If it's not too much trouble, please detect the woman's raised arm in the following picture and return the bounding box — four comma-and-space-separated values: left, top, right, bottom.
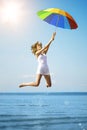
36, 32, 56, 56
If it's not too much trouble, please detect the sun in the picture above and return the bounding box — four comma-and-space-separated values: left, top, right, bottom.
1, 1, 21, 24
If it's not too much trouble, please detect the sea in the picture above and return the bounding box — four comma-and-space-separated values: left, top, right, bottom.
0, 92, 87, 130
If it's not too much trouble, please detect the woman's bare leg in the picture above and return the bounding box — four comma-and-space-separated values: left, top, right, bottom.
19, 74, 42, 88
44, 75, 52, 87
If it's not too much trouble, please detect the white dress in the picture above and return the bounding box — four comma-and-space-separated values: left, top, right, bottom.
36, 54, 50, 75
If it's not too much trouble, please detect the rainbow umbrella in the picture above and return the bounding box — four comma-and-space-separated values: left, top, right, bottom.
37, 8, 78, 30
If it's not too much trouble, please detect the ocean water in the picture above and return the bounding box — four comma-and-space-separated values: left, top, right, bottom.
0, 92, 87, 130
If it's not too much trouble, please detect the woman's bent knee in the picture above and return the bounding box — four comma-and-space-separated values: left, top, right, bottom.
35, 82, 40, 87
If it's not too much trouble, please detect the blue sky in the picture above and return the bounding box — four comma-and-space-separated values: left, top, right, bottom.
0, 0, 87, 92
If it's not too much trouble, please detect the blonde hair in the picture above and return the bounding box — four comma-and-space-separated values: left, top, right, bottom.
31, 41, 42, 55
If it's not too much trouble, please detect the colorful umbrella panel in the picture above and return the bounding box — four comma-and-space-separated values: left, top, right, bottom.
37, 8, 78, 29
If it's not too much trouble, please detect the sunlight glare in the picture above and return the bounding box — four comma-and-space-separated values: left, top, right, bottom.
1, 1, 21, 24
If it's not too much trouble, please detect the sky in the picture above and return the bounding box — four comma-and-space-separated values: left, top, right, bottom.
0, 0, 87, 92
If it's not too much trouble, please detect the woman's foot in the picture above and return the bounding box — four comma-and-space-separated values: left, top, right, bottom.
19, 83, 25, 88
46, 84, 51, 88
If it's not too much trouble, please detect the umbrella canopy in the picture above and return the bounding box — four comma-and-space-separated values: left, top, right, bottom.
37, 8, 78, 29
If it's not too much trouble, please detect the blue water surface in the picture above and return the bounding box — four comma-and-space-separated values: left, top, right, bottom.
0, 92, 87, 130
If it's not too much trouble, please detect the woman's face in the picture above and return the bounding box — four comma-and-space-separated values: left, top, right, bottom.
36, 43, 42, 51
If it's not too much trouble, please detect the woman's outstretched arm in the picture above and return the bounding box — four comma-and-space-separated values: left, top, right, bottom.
36, 32, 56, 56
44, 32, 56, 53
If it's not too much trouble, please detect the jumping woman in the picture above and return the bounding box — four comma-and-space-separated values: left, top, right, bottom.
19, 32, 56, 88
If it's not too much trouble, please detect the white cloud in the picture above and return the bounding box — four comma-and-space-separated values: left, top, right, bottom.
22, 74, 35, 78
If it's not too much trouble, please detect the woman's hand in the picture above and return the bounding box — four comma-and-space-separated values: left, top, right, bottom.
51, 32, 56, 41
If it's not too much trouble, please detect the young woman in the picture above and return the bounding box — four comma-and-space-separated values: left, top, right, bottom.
19, 32, 56, 88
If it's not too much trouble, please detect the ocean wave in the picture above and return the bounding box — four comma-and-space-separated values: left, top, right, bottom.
0, 115, 87, 123
0, 117, 87, 130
